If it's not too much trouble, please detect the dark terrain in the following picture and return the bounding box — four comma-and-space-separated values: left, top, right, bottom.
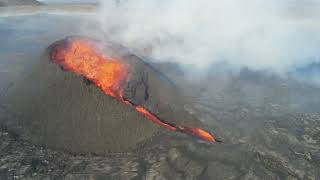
0, 0, 42, 6
1, 67, 319, 179
0, 12, 319, 180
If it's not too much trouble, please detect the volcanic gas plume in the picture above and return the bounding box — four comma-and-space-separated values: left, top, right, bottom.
50, 38, 220, 143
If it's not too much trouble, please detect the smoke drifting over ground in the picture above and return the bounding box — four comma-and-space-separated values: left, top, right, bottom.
97, 0, 320, 73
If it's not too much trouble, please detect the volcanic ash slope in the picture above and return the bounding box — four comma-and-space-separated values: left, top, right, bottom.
0, 37, 200, 154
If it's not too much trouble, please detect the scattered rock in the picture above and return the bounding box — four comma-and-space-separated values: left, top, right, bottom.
145, 160, 182, 180
167, 148, 181, 165
167, 149, 189, 171
64, 174, 95, 180
16, 165, 31, 176
184, 160, 205, 178
206, 162, 242, 180
304, 152, 312, 161
242, 170, 260, 180
302, 135, 317, 144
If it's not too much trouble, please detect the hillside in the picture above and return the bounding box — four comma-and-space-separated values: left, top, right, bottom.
0, 0, 42, 6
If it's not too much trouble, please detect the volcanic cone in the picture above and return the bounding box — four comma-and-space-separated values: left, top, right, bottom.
0, 36, 205, 154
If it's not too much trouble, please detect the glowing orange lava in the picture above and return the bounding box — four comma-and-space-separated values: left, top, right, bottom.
51, 39, 128, 100
135, 106, 177, 131
51, 38, 220, 143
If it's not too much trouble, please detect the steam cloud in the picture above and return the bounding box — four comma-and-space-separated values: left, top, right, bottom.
96, 0, 320, 73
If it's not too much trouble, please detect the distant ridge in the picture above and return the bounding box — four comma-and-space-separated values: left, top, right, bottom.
0, 0, 42, 6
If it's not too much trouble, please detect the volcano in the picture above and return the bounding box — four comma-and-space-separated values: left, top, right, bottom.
0, 36, 216, 154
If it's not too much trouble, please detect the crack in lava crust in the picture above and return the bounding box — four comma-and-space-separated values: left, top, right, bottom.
50, 38, 220, 143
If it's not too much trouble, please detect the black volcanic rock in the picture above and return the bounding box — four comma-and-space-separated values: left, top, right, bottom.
0, 0, 42, 6
0, 37, 200, 154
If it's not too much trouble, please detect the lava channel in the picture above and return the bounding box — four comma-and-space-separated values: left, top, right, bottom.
50, 38, 221, 143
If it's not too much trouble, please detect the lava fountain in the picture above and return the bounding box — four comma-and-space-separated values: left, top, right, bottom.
50, 38, 220, 143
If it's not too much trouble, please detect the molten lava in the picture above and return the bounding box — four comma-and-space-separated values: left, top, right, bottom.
51, 39, 128, 100
51, 38, 220, 143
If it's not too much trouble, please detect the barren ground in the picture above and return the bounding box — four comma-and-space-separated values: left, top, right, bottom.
0, 10, 319, 180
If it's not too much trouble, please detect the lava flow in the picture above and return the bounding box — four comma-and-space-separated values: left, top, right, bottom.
50, 38, 220, 143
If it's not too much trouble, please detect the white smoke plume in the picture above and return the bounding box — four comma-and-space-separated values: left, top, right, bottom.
96, 0, 320, 73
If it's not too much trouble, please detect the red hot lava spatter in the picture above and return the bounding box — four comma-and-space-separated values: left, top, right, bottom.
51, 38, 221, 143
